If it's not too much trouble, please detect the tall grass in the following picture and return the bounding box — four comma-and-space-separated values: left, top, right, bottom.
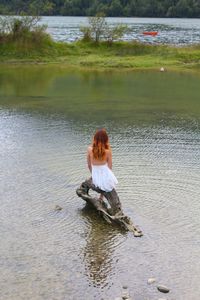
0, 16, 59, 59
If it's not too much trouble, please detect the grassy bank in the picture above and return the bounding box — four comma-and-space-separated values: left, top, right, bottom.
1, 35, 200, 71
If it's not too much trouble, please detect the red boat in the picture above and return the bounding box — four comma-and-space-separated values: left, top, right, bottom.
143, 31, 158, 36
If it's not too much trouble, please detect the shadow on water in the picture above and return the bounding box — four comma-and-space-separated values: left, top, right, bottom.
80, 204, 125, 288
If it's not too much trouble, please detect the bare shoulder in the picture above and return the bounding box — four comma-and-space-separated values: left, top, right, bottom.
87, 145, 92, 153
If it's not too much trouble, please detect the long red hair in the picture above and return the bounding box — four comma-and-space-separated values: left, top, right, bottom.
92, 129, 110, 161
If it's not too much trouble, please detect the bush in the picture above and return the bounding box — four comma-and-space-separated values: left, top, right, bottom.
80, 14, 130, 44
104, 24, 131, 44
80, 26, 92, 42
0, 15, 49, 43
80, 13, 107, 43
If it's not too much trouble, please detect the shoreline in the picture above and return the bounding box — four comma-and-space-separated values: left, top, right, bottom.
1, 40, 200, 73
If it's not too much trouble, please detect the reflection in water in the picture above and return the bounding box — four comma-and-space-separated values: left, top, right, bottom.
0, 65, 200, 126
80, 205, 123, 288
0, 65, 56, 97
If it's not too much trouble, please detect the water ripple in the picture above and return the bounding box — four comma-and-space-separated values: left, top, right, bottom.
1, 76, 200, 299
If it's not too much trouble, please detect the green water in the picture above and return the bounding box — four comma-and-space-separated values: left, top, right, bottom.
0, 65, 200, 300
1, 65, 200, 125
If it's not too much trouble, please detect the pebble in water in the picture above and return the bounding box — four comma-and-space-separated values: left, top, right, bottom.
157, 285, 170, 293
122, 285, 128, 289
122, 286, 131, 300
122, 295, 131, 300
54, 205, 63, 211
147, 277, 156, 284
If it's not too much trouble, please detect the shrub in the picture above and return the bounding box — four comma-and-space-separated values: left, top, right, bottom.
80, 26, 92, 42
0, 15, 49, 43
104, 24, 130, 44
80, 13, 107, 43
80, 14, 130, 44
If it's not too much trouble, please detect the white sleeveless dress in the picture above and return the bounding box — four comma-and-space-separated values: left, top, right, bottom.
91, 164, 118, 192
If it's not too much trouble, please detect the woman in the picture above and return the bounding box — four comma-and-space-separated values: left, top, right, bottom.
87, 129, 118, 200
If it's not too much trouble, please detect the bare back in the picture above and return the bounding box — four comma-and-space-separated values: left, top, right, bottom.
87, 145, 112, 172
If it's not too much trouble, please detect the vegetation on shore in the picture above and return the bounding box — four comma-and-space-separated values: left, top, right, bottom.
1, 39, 200, 71
0, 15, 200, 71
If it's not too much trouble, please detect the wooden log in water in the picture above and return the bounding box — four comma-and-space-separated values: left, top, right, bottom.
76, 178, 143, 237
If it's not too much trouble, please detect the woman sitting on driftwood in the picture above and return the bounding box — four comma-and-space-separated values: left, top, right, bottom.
87, 128, 118, 202
76, 128, 143, 236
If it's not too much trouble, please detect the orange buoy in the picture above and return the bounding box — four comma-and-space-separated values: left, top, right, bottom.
143, 31, 158, 36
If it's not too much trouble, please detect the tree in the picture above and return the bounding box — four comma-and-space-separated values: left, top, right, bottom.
166, 5, 177, 17
87, 13, 107, 43
80, 14, 130, 43
175, 0, 193, 17
109, 0, 123, 16
29, 0, 55, 15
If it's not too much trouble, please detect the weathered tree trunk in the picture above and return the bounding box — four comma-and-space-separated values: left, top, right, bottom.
76, 178, 143, 237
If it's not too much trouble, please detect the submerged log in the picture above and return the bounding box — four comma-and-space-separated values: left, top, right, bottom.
76, 178, 143, 237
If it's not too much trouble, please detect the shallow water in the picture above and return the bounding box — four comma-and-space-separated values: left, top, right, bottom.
40, 16, 200, 45
0, 66, 200, 300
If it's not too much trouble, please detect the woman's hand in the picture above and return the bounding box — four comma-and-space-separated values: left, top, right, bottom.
107, 149, 112, 170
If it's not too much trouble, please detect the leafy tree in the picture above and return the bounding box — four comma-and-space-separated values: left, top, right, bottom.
128, 0, 137, 16
80, 14, 130, 43
109, 0, 123, 16
175, 0, 193, 17
166, 5, 177, 17
29, 0, 55, 15
87, 13, 107, 42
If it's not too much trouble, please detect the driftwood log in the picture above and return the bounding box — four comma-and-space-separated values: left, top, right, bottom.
76, 178, 143, 237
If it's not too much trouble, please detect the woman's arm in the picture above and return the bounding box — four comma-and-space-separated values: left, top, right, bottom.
87, 147, 92, 173
107, 150, 112, 170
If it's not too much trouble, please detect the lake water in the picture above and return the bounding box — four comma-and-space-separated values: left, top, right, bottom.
40, 16, 200, 45
0, 66, 200, 300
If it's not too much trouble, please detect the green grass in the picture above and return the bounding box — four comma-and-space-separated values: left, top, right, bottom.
1, 35, 200, 71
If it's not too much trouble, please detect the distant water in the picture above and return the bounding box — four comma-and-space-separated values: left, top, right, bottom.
0, 66, 200, 300
40, 16, 200, 45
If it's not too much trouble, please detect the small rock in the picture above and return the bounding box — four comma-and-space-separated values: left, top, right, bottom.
147, 277, 156, 284
54, 205, 62, 211
122, 291, 130, 299
157, 285, 170, 293
122, 285, 128, 289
